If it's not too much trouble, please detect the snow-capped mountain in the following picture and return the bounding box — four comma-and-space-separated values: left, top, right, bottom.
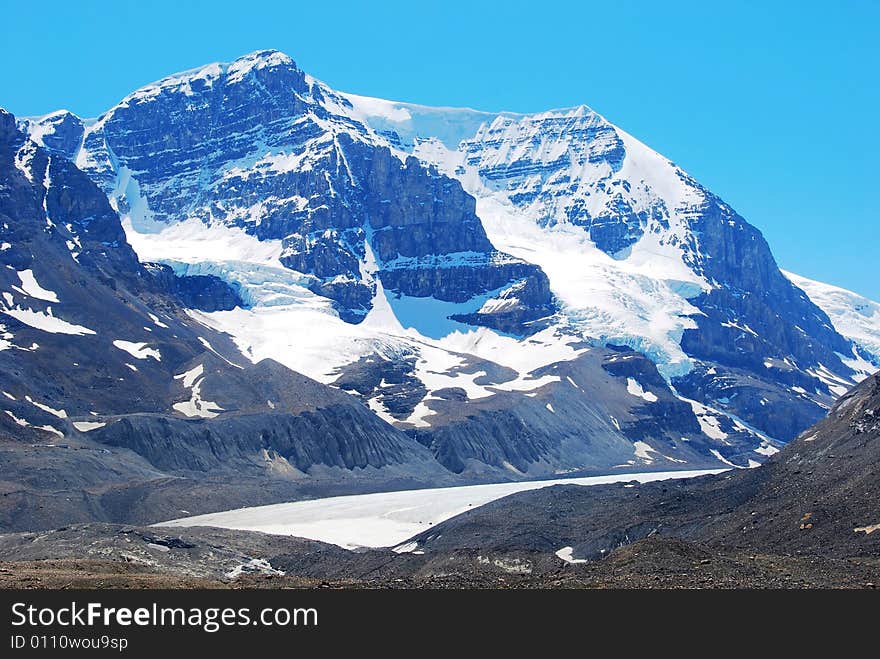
782, 271, 880, 366
11, 49, 879, 486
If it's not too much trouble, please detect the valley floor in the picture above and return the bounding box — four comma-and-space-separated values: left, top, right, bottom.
157, 468, 724, 549
1, 537, 878, 589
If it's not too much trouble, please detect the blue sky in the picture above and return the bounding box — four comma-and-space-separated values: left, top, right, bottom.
1, 0, 877, 298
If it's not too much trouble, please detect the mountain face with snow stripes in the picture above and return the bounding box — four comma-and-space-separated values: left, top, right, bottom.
22, 53, 554, 332
10, 49, 880, 485
0, 107, 456, 529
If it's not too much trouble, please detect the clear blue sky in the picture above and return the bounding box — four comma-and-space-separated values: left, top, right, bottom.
1, 0, 877, 298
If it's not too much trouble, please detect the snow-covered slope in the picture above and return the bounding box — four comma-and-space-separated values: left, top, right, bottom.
15, 49, 866, 476
783, 271, 880, 369
339, 89, 865, 435
342, 95, 852, 373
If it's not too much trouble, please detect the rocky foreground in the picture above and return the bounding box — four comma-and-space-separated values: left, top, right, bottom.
0, 526, 877, 589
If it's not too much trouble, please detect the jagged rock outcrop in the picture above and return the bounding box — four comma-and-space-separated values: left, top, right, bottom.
145, 262, 242, 312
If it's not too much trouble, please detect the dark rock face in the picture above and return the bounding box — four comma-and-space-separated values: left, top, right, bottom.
675, 362, 826, 442
145, 262, 242, 312
686, 197, 850, 367
333, 353, 427, 420
172, 274, 242, 312
450, 273, 556, 334
93, 404, 424, 474
373, 349, 773, 478
601, 350, 703, 442
671, 197, 851, 440
356, 149, 493, 259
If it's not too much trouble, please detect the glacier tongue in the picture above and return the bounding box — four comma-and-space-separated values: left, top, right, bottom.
471, 190, 702, 379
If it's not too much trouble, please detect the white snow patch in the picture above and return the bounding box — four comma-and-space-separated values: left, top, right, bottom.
392, 541, 419, 554
854, 523, 880, 535
25, 396, 67, 418
685, 398, 729, 441
148, 313, 169, 329
4, 410, 29, 427
807, 363, 853, 397
626, 378, 658, 402
17, 270, 59, 302
37, 425, 64, 438
123, 216, 283, 268
175, 364, 204, 389
113, 340, 161, 361
173, 363, 223, 418
709, 449, 741, 469
555, 546, 589, 564
633, 441, 658, 462
73, 421, 106, 432
224, 558, 285, 580
0, 322, 11, 351
366, 396, 398, 425
0, 306, 96, 335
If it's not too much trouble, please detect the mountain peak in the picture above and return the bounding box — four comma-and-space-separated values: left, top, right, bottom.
113, 49, 301, 111
226, 49, 298, 82
232, 48, 295, 66
0, 107, 16, 142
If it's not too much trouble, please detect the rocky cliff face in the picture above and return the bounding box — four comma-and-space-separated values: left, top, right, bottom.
671, 195, 857, 439
145, 262, 242, 312
459, 107, 635, 254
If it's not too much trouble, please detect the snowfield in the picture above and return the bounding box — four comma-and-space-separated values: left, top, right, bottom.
157, 468, 725, 549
